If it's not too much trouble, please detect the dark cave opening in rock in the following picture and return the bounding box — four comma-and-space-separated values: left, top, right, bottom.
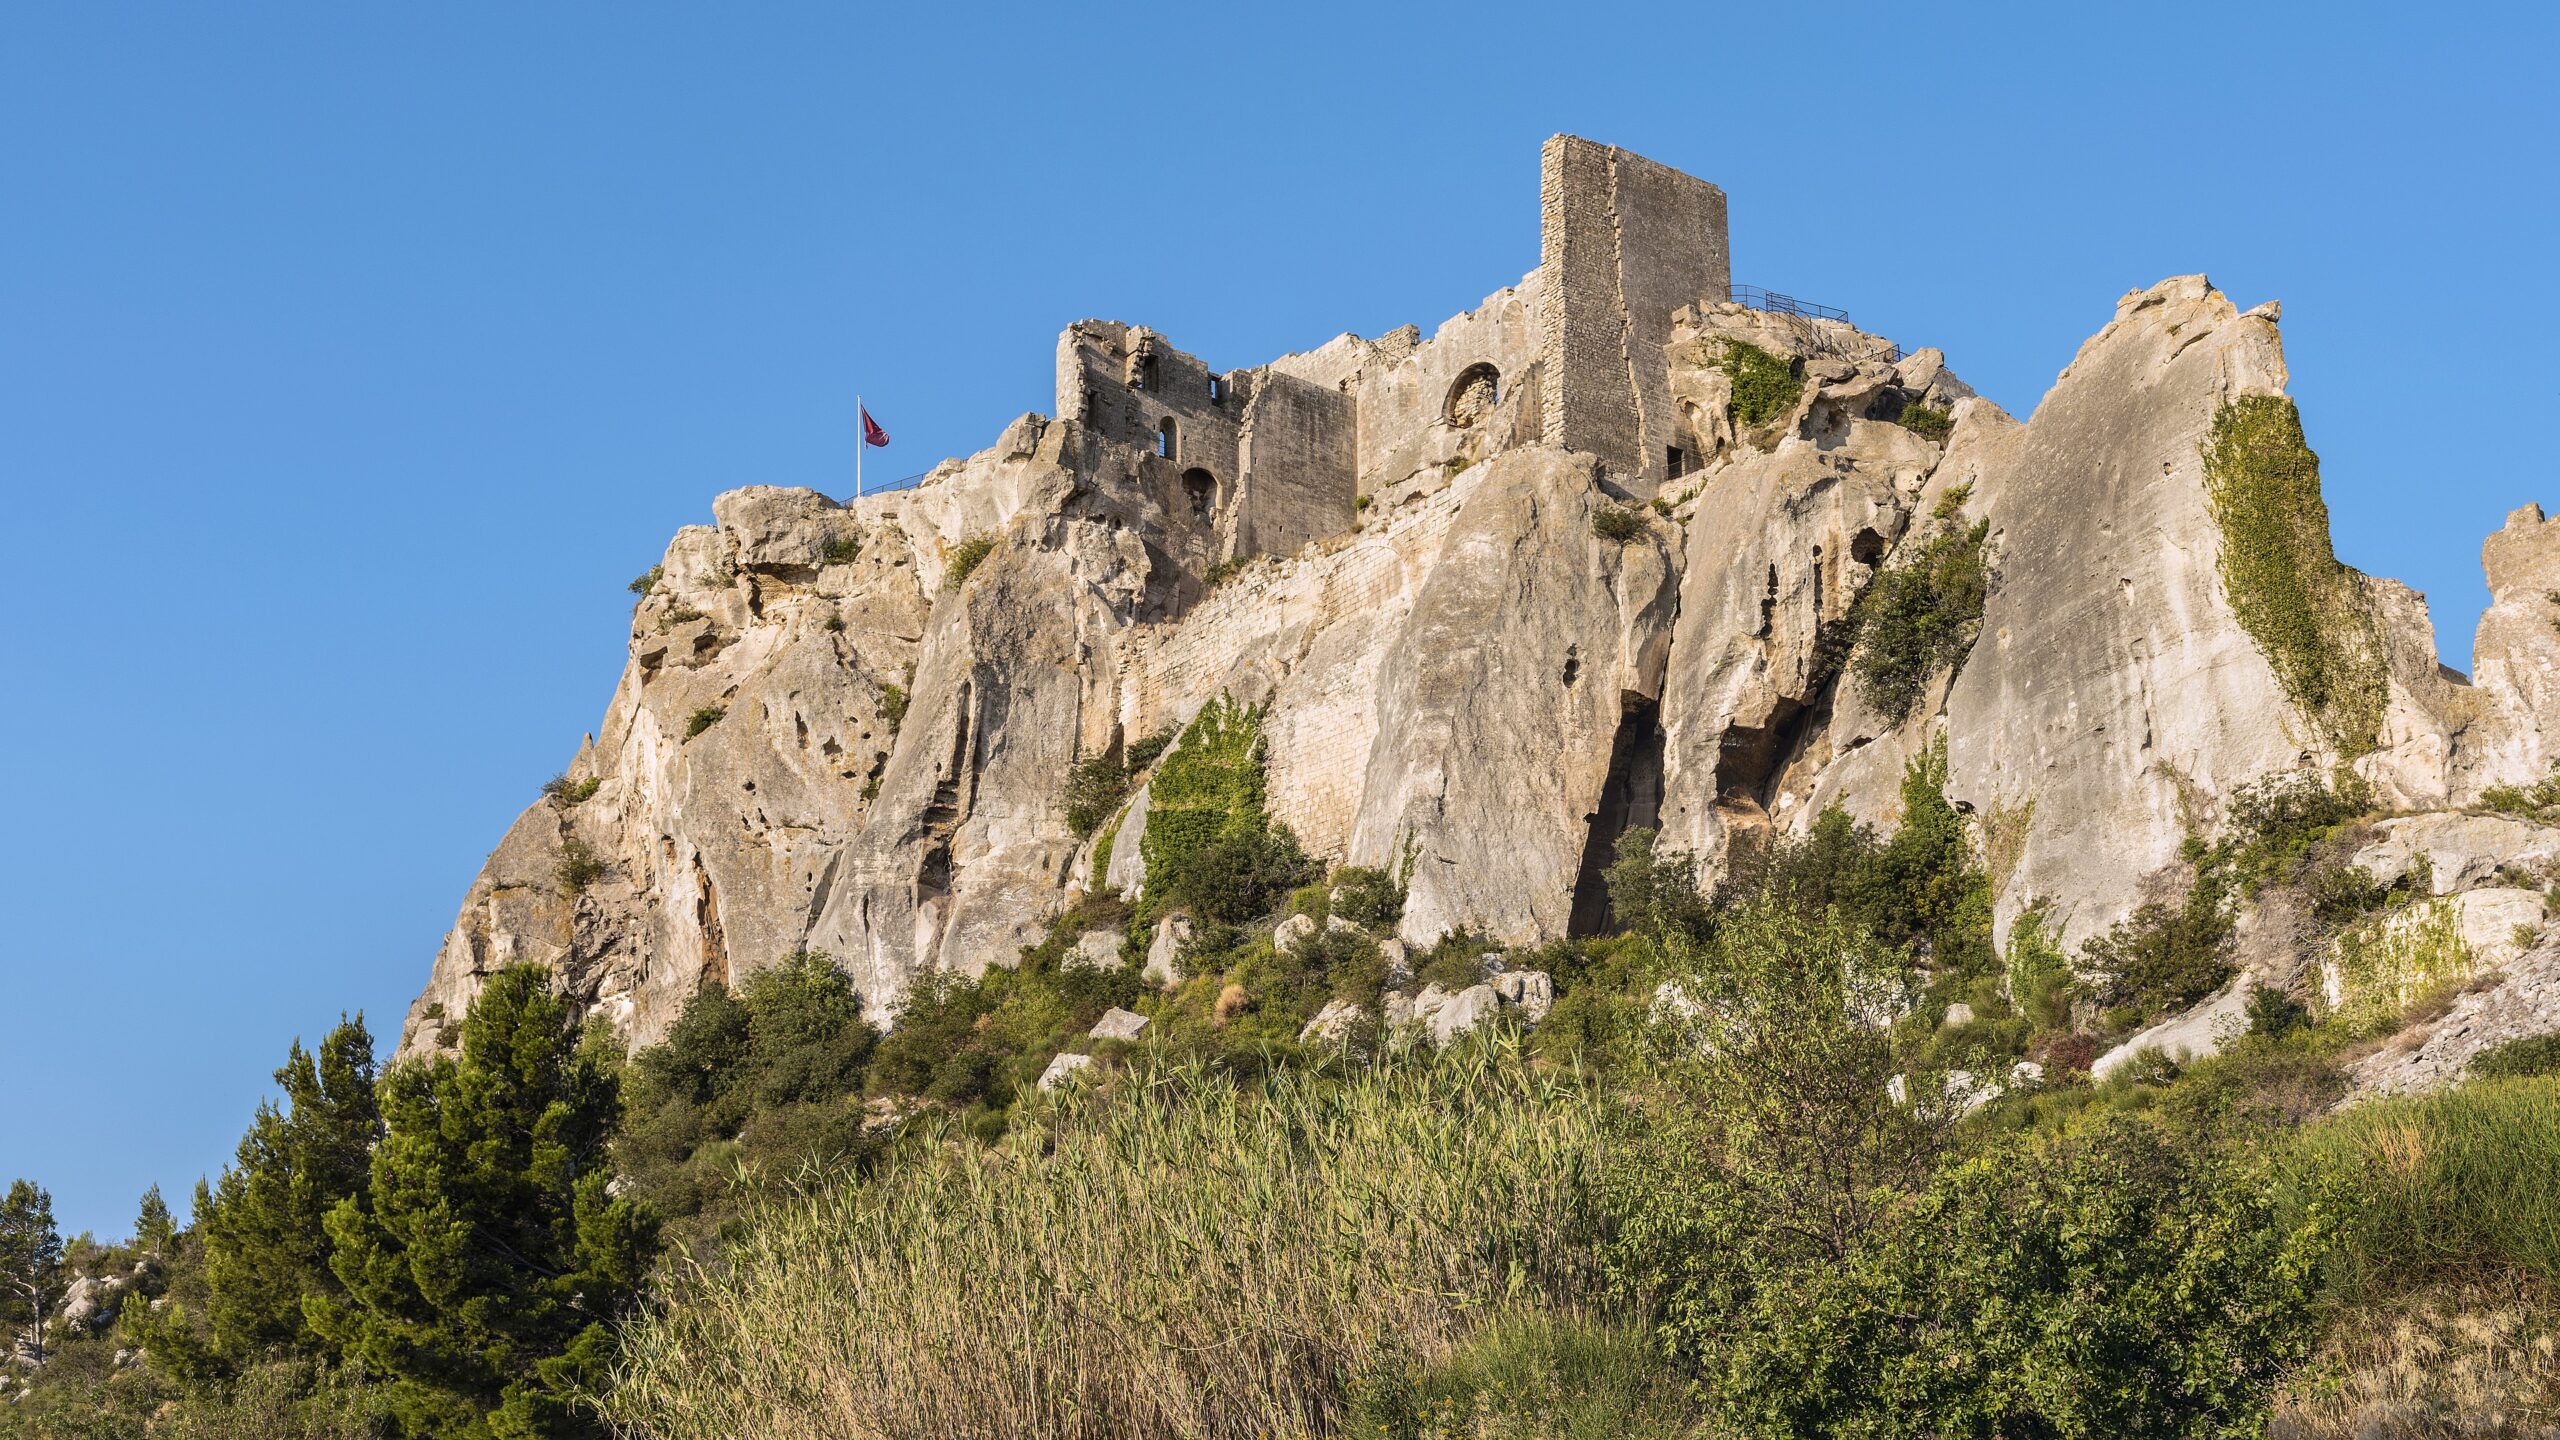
1567, 692, 1666, 937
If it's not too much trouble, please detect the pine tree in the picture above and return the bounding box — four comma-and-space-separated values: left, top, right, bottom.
314, 964, 656, 1440
195, 1014, 381, 1363
134, 1183, 177, 1256
0, 1179, 64, 1360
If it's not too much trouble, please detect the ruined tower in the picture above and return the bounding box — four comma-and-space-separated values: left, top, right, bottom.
1535, 135, 1733, 486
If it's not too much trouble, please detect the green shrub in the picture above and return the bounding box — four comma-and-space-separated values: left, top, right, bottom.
1417, 935, 1493, 992
1694, 1118, 2326, 1440
1601, 827, 1708, 943
820, 533, 861, 566
541, 773, 601, 805
2471, 1031, 2560, 1080
1590, 505, 1645, 544
1894, 396, 1954, 440
554, 838, 606, 896
684, 704, 726, 739
1330, 865, 1407, 931
2298, 1077, 2560, 1297
1061, 754, 1130, 839
2080, 884, 2233, 1021
1710, 339, 1802, 429
628, 564, 662, 597
1123, 726, 1176, 771
1849, 507, 1990, 724
2200, 396, 2386, 756
877, 682, 907, 732
2003, 907, 2073, 1031
618, 951, 882, 1258
942, 534, 994, 593
610, 1045, 1609, 1440
2480, 763, 2560, 822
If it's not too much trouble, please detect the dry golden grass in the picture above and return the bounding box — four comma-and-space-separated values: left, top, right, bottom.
607, 1040, 1607, 1440
2275, 1282, 2560, 1438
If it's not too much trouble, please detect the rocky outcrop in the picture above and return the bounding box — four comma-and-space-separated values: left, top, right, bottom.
403, 267, 2560, 1058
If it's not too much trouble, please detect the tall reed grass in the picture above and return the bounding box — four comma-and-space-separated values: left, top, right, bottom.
607, 1039, 1609, 1440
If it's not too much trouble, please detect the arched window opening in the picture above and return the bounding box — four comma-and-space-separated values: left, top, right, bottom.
1157, 417, 1178, 460
1207, 374, 1226, 404
1181, 468, 1218, 519
1133, 352, 1161, 392
1444, 363, 1501, 428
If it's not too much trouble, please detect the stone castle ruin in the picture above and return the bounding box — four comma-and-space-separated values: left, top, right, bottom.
404, 136, 2560, 1096
1054, 135, 1732, 568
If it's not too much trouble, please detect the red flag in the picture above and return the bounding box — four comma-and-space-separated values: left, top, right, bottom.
861, 406, 890, 448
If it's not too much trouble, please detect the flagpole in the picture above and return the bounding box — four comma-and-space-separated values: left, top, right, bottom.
856, 393, 864, 502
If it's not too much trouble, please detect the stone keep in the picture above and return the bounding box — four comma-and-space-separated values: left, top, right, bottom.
1537, 135, 1732, 487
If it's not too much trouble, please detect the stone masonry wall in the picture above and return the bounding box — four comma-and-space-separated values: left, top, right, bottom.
1536, 135, 1730, 490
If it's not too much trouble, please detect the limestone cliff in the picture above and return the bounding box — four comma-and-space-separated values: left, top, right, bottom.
400, 142, 2560, 1060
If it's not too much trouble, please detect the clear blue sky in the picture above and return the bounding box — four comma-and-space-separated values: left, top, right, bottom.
4, 2, 2552, 1236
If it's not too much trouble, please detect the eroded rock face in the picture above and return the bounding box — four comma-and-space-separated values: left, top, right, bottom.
403, 271, 2560, 1061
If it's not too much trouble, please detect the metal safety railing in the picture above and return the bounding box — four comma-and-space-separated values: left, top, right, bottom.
1731, 284, 1850, 324
1729, 284, 1905, 365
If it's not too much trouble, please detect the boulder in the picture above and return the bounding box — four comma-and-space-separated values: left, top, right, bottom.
1037, 1052, 1095, 1092
1274, 913, 1317, 951
2093, 978, 2253, 1081
1489, 970, 1554, 1023
1145, 914, 1191, 987
2350, 812, 2560, 895
1088, 1007, 1149, 1042
1941, 1001, 1976, 1029
1377, 939, 1413, 988
1298, 999, 1368, 1046
1068, 930, 1126, 971
1412, 982, 1502, 1046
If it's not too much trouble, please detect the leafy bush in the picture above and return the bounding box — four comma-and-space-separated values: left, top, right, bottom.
1849, 501, 1990, 724
819, 533, 861, 566
618, 951, 881, 1258
1591, 505, 1645, 544
2079, 884, 2233, 1021
628, 565, 662, 597
2200, 396, 2386, 756
609, 1045, 1608, 1440
1698, 1118, 2326, 1440
942, 534, 994, 593
877, 682, 907, 732
1061, 754, 1131, 839
1601, 827, 1708, 943
542, 773, 601, 804
1123, 726, 1176, 771
684, 705, 725, 739
554, 838, 606, 896
1329, 865, 1407, 931
1711, 339, 1803, 429
1894, 396, 1954, 440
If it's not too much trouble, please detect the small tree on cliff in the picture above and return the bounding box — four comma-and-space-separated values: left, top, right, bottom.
314, 965, 656, 1440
